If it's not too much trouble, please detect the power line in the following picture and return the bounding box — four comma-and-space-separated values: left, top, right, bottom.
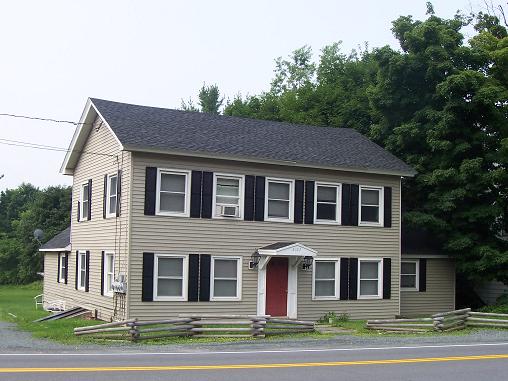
0, 138, 116, 158
0, 113, 88, 126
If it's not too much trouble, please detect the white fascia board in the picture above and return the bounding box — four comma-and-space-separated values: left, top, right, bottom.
38, 245, 71, 253
258, 243, 317, 257
401, 253, 450, 259
59, 98, 124, 175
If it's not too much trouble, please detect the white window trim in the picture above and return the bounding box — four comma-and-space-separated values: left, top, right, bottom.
314, 182, 342, 225
401, 259, 420, 292
103, 251, 115, 297
264, 177, 295, 223
105, 174, 118, 218
210, 256, 242, 301
153, 254, 188, 301
358, 185, 384, 227
58, 253, 66, 283
155, 168, 191, 217
79, 182, 89, 222
77, 250, 87, 291
212, 173, 245, 220
312, 258, 340, 300
357, 258, 383, 299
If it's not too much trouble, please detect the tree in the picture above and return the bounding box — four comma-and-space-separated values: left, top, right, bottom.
181, 83, 224, 114
0, 184, 71, 284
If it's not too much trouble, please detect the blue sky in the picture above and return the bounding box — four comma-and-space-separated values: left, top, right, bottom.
0, 0, 481, 191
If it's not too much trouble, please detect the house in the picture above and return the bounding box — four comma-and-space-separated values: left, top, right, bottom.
40, 98, 455, 322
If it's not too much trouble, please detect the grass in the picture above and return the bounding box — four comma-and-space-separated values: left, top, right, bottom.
0, 283, 331, 345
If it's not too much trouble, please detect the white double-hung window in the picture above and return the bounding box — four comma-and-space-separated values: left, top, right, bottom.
156, 169, 191, 217
401, 260, 419, 291
312, 259, 340, 299
58, 254, 66, 283
103, 252, 115, 297
106, 174, 118, 218
211, 256, 242, 300
154, 254, 188, 301
265, 178, 294, 222
358, 259, 382, 299
314, 183, 341, 224
77, 251, 87, 291
80, 183, 90, 221
213, 174, 244, 219
359, 186, 383, 226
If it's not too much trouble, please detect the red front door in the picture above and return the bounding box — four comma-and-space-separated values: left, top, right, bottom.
266, 257, 288, 316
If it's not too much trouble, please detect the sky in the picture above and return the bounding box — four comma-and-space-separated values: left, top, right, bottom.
0, 0, 480, 192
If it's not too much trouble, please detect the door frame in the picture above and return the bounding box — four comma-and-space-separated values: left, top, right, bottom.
257, 256, 298, 318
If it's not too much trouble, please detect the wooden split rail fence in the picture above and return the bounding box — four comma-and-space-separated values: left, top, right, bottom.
74, 315, 315, 341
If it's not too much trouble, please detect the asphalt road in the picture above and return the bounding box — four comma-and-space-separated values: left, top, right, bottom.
1, 342, 507, 381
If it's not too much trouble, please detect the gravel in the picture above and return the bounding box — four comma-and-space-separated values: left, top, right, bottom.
1, 321, 508, 354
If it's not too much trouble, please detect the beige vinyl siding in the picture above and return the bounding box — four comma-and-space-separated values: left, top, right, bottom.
400, 258, 455, 317
129, 152, 401, 321
42, 252, 68, 307
59, 116, 131, 321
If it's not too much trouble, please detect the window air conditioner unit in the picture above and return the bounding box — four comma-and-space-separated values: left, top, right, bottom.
220, 205, 239, 217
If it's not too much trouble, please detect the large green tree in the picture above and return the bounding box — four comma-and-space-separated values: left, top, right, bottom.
224, 7, 508, 282
0, 185, 71, 284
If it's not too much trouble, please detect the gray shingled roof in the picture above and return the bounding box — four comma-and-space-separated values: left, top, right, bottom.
39, 227, 70, 251
91, 98, 416, 176
259, 242, 298, 251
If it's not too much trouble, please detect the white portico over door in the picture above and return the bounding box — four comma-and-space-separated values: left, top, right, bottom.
255, 242, 317, 318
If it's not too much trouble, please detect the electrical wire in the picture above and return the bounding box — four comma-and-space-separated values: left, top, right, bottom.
0, 138, 116, 157
0, 113, 88, 126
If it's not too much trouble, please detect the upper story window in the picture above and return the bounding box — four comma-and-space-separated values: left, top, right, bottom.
80, 183, 90, 221
313, 259, 340, 299
103, 252, 115, 297
154, 254, 188, 301
213, 174, 244, 219
401, 260, 419, 291
314, 182, 341, 224
210, 256, 242, 300
359, 186, 383, 226
265, 178, 294, 222
358, 258, 382, 299
106, 174, 118, 218
156, 169, 191, 217
58, 254, 67, 283
77, 251, 87, 291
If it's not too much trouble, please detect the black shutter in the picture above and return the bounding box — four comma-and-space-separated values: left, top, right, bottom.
100, 251, 105, 296
190, 171, 203, 218
57, 253, 61, 283
201, 171, 213, 219
87, 180, 92, 221
341, 184, 351, 225
350, 184, 359, 226
77, 201, 80, 222
142, 253, 154, 301
85, 250, 90, 292
419, 259, 427, 292
116, 170, 122, 217
64, 254, 68, 284
254, 176, 265, 221
340, 258, 350, 300
244, 175, 255, 221
199, 254, 211, 301
348, 258, 358, 300
188, 254, 200, 301
384, 187, 392, 228
103, 174, 107, 219
383, 258, 391, 299
304, 181, 315, 224
294, 180, 304, 224
75, 251, 79, 290
144, 167, 157, 215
